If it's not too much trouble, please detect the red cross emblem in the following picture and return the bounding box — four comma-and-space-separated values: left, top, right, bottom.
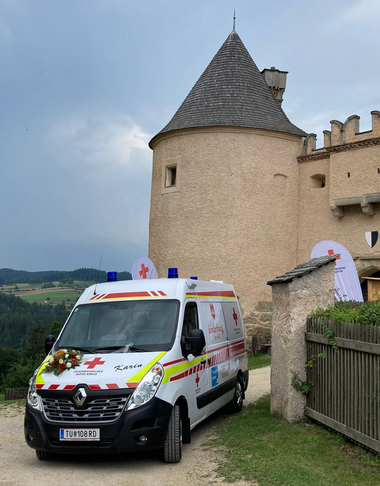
232, 308, 238, 326
139, 264, 149, 279
209, 304, 216, 320
84, 357, 105, 369
328, 249, 341, 266
195, 373, 200, 387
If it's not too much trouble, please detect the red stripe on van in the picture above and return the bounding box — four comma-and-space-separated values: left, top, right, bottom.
48, 384, 60, 390
102, 292, 151, 300
126, 382, 139, 388
163, 358, 187, 367
63, 385, 75, 390
36, 384, 44, 389
106, 383, 119, 389
88, 385, 101, 390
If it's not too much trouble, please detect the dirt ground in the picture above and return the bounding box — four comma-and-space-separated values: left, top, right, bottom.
0, 367, 270, 486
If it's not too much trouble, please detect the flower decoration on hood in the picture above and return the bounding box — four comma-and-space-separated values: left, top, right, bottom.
43, 349, 83, 376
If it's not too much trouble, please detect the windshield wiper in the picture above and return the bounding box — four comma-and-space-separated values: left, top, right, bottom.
95, 345, 148, 353
58, 345, 95, 354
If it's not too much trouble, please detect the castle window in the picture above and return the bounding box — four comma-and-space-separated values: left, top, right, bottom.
347, 172, 351, 178
161, 158, 181, 194
310, 174, 326, 188
165, 165, 177, 188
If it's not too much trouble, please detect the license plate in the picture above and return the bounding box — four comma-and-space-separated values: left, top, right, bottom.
59, 428, 100, 441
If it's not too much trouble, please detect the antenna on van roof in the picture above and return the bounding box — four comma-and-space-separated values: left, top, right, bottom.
94, 253, 103, 295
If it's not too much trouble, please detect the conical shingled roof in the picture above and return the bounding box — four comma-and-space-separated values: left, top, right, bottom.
150, 30, 305, 147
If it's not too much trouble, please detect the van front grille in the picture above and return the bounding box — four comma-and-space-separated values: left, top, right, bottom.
42, 395, 129, 423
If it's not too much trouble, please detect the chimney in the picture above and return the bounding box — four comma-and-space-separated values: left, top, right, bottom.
261, 66, 288, 106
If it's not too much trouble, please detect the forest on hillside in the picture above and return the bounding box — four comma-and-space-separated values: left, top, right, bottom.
0, 267, 132, 285
0, 293, 69, 391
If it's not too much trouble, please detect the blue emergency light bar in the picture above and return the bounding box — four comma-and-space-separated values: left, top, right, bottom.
168, 267, 178, 278
190, 276, 198, 280
107, 271, 118, 282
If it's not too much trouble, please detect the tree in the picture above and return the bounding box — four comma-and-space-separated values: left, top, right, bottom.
26, 323, 46, 359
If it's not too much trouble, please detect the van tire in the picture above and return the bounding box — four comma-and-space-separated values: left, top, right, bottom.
36, 450, 53, 460
163, 404, 182, 463
226, 377, 244, 414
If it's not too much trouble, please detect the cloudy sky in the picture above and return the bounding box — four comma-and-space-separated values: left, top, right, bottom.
1, 0, 379, 273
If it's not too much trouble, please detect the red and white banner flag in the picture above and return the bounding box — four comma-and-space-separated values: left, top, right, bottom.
311, 240, 363, 302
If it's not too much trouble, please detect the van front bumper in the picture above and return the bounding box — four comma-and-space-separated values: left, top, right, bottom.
24, 397, 172, 455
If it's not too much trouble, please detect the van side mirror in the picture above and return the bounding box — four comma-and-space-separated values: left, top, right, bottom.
181, 329, 206, 357
45, 335, 56, 355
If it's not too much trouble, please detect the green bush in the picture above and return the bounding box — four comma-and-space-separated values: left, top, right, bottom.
311, 300, 380, 325
1, 355, 44, 391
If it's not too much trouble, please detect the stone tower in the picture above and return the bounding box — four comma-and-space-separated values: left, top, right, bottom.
148, 29, 306, 346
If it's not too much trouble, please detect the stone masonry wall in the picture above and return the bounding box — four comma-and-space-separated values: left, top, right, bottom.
243, 301, 272, 352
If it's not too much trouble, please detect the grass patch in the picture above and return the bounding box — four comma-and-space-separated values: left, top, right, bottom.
248, 352, 271, 370
213, 395, 380, 485
0, 394, 25, 406
20, 290, 80, 303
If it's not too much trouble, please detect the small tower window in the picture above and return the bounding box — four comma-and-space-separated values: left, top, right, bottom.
310, 174, 326, 189
161, 158, 181, 194
165, 165, 177, 188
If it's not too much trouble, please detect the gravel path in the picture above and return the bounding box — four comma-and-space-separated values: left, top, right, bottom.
0, 366, 270, 486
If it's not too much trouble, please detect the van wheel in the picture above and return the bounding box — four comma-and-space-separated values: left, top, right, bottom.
226, 378, 244, 414
36, 450, 53, 460
163, 405, 182, 463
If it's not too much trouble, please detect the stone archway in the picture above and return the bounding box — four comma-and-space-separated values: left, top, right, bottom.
356, 262, 380, 301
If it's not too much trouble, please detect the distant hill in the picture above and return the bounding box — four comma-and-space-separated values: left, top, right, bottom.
0, 268, 132, 285
0, 292, 68, 349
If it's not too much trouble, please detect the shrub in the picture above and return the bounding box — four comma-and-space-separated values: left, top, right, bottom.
1, 355, 44, 391
311, 300, 380, 325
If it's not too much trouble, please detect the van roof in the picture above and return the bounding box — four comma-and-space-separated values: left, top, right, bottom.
77, 278, 236, 306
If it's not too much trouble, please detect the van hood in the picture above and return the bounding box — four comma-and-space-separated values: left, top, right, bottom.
35, 351, 167, 391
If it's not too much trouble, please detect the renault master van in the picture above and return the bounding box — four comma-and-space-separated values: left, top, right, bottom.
25, 275, 248, 463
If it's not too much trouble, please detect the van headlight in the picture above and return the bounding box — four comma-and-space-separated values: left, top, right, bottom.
27, 375, 42, 411
127, 363, 164, 410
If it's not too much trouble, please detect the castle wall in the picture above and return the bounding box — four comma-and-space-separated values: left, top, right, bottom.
297, 112, 380, 273
149, 127, 303, 349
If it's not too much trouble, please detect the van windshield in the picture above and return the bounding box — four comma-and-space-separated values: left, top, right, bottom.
57, 300, 179, 353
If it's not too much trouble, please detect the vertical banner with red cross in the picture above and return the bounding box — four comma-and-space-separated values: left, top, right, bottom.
311, 240, 363, 302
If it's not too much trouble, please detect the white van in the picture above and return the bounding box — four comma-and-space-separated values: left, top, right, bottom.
25, 274, 248, 463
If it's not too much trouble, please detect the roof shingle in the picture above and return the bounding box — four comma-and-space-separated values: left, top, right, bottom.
150, 30, 306, 147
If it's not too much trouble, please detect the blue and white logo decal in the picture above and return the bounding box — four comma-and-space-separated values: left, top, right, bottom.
211, 366, 219, 387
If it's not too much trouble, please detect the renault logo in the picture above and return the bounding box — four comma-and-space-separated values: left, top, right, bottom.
74, 388, 87, 407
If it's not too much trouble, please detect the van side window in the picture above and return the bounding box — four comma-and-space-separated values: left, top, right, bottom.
182, 302, 198, 337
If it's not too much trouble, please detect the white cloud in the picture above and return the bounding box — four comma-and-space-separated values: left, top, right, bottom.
44, 114, 153, 249
49, 114, 152, 172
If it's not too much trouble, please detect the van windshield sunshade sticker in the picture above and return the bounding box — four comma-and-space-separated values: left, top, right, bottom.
89, 291, 168, 302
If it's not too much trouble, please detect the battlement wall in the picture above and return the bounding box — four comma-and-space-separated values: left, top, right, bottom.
301, 111, 380, 157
